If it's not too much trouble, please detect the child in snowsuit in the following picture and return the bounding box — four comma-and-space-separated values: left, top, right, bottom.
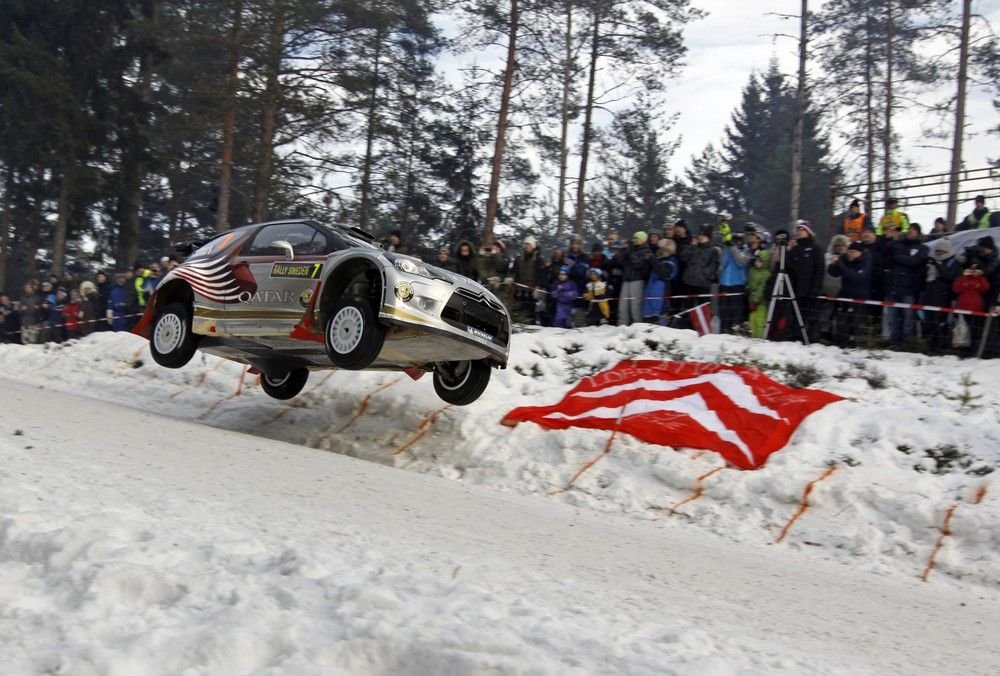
583, 267, 611, 326
550, 265, 580, 328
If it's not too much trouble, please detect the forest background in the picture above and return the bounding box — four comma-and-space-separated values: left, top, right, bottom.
0, 0, 998, 290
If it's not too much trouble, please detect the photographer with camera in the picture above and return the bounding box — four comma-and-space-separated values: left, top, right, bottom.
784, 221, 826, 341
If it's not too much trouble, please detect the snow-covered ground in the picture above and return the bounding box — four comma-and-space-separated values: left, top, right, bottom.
1, 326, 998, 673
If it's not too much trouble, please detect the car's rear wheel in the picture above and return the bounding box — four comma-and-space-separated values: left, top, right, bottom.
433, 359, 491, 406
150, 302, 200, 368
324, 296, 385, 369
260, 368, 309, 400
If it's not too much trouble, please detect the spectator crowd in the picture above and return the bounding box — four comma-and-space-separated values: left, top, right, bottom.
2, 196, 998, 357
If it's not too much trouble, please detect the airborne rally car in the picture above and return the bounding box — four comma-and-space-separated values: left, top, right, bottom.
133, 220, 511, 405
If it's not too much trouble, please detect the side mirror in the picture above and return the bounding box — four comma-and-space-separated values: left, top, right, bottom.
271, 240, 294, 260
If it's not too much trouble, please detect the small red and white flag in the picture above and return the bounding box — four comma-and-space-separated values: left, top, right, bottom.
690, 302, 713, 336
502, 360, 843, 469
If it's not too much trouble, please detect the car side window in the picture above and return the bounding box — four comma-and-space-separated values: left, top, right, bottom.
244, 223, 332, 257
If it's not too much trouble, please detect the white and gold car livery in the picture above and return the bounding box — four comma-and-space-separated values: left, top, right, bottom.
134, 220, 510, 406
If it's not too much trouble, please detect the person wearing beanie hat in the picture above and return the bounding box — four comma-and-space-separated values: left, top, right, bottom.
679, 224, 721, 313
511, 235, 546, 322
795, 219, 815, 238
549, 261, 580, 328
827, 233, 873, 345
883, 216, 929, 346
840, 199, 869, 242
977, 235, 996, 252
957, 194, 990, 231
877, 197, 910, 236
615, 229, 655, 326
921, 237, 962, 352
784, 219, 826, 341
477, 239, 507, 289
642, 238, 680, 324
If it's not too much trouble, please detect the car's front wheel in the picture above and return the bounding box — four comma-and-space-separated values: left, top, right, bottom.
324, 296, 385, 369
260, 368, 309, 400
433, 359, 491, 406
150, 302, 200, 368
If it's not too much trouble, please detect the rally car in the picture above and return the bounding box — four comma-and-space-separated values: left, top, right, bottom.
133, 219, 511, 405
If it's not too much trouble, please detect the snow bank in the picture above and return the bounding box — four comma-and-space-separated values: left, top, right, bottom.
0, 325, 997, 586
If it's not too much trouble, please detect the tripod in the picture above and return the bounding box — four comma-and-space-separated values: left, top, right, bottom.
763, 243, 810, 344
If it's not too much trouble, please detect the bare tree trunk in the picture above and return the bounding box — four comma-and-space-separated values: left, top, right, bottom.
882, 0, 894, 204
864, 3, 874, 212
555, 1, 573, 244
52, 167, 71, 278
483, 0, 519, 248
216, 0, 244, 233
118, 0, 156, 269
254, 1, 284, 224
789, 0, 807, 224
573, 7, 600, 237
0, 167, 11, 289
946, 0, 971, 232
359, 24, 383, 233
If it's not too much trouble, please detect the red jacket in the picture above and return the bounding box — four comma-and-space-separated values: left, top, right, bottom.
953, 274, 990, 312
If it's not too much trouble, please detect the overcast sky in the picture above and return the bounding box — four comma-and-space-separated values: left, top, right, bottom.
666, 0, 1000, 224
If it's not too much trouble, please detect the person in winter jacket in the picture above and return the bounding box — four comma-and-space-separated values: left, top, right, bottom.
718, 230, 750, 331
550, 265, 579, 328
838, 200, 869, 242
0, 292, 21, 344
953, 264, 990, 356
680, 226, 720, 310
511, 236, 546, 322
107, 274, 133, 332
453, 240, 478, 281
785, 221, 826, 339
616, 231, 654, 326
922, 239, 962, 352
583, 267, 611, 326
79, 280, 101, 337
956, 195, 990, 231
745, 238, 772, 339
642, 238, 679, 323
434, 247, 456, 272
883, 222, 929, 346
476, 240, 508, 290
827, 242, 873, 345
61, 288, 83, 340
93, 271, 112, 332
877, 197, 910, 235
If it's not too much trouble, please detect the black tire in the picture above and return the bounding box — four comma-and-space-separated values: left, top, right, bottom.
433, 359, 491, 406
149, 302, 200, 369
260, 368, 309, 400
324, 296, 385, 369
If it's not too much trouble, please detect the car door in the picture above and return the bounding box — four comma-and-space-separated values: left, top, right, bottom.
222, 222, 334, 336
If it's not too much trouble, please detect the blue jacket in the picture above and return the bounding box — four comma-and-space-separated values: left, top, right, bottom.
718, 245, 749, 287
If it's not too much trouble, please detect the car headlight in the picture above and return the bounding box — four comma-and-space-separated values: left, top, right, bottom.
394, 257, 431, 277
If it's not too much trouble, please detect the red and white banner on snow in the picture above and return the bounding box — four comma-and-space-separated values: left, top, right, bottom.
501, 360, 843, 469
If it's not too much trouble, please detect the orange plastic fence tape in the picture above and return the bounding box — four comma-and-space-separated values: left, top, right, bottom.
920, 503, 958, 583
199, 365, 248, 419
335, 376, 403, 433
548, 427, 620, 497
391, 404, 453, 456
668, 466, 724, 516
170, 359, 225, 400
775, 465, 839, 544
920, 483, 989, 582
